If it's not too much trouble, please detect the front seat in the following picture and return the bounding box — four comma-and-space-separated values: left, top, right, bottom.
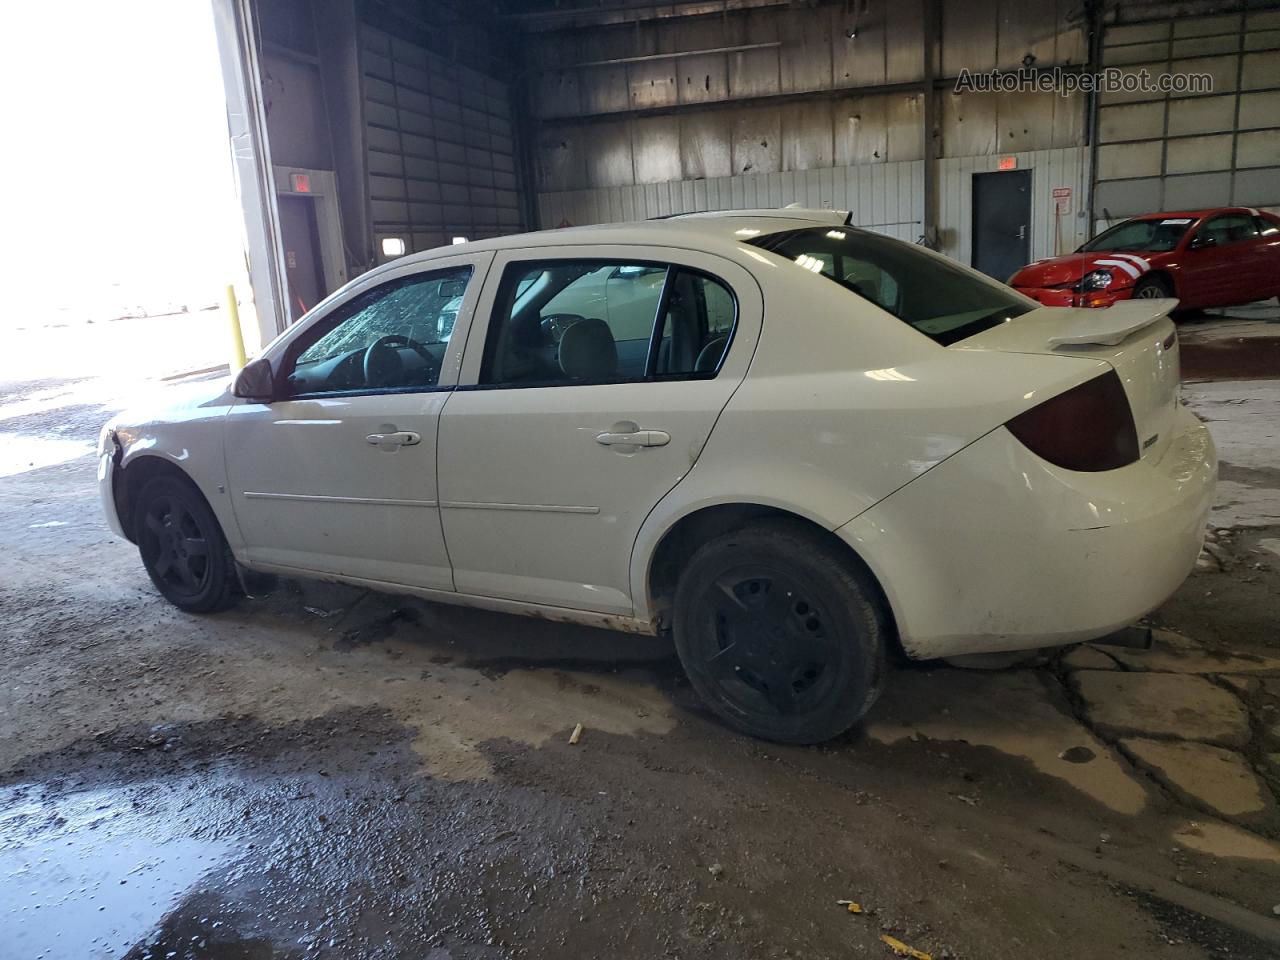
557, 317, 617, 381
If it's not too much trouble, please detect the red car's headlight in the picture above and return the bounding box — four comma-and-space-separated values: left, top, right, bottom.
1077, 269, 1114, 292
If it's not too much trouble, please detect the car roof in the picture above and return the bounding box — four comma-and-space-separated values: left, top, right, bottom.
1130, 207, 1257, 221
391, 208, 849, 268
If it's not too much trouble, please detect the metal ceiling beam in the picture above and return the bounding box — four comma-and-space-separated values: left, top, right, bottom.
531, 63, 1087, 127
501, 0, 822, 31
568, 41, 780, 69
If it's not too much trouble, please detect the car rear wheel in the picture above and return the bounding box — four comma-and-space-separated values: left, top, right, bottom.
134, 475, 237, 613
672, 520, 887, 743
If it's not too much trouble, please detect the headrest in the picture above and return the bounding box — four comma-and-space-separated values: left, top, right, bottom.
557, 317, 617, 380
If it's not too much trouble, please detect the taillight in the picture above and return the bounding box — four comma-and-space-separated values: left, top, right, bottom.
1006, 371, 1139, 472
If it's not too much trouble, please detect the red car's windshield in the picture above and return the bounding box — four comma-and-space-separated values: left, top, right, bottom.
1080, 217, 1194, 253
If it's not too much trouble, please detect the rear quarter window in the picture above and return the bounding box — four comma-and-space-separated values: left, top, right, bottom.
749, 228, 1033, 346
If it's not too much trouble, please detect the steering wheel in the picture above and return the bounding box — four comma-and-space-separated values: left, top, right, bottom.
363, 334, 438, 388
540, 313, 587, 345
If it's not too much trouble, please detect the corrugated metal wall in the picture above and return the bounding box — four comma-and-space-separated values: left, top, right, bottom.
526, 0, 1092, 266
538, 159, 926, 242
1093, 8, 1280, 218
538, 91, 925, 192
938, 147, 1090, 264
528, 1, 932, 121
538, 146, 1087, 262
362, 27, 524, 259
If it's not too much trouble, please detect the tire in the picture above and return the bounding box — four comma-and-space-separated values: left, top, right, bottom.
672, 519, 887, 743
133, 475, 237, 613
1132, 273, 1173, 300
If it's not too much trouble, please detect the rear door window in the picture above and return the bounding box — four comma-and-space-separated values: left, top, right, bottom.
481, 260, 737, 386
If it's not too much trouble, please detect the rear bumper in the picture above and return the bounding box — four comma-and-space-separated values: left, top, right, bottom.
1014, 285, 1137, 309
836, 404, 1215, 660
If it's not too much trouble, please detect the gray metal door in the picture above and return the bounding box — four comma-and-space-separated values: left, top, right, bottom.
972, 171, 1031, 282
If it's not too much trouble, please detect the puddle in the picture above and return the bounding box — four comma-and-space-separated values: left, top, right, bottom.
1173, 820, 1280, 864
869, 670, 1149, 815
0, 778, 239, 960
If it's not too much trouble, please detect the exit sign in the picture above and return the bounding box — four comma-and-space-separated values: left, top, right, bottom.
997, 156, 1017, 171
290, 173, 312, 193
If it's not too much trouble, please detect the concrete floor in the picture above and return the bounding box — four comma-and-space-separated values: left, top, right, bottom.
2, 310, 1280, 959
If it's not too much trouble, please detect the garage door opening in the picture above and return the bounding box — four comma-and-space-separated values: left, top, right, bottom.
0, 0, 248, 478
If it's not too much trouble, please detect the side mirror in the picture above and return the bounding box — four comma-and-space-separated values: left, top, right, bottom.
232, 357, 275, 403
1189, 235, 1216, 251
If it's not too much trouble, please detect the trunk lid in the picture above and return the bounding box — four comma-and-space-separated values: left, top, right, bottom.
954, 299, 1181, 464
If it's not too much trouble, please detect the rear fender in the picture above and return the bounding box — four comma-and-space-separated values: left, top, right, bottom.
628, 347, 1110, 621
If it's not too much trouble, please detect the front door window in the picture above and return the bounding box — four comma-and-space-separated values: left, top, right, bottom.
284, 266, 472, 397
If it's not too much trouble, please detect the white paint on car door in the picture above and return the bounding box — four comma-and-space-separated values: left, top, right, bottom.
437, 245, 763, 615
223, 251, 492, 590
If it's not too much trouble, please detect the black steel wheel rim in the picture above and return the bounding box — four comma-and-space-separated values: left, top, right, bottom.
695, 565, 841, 718
140, 496, 212, 598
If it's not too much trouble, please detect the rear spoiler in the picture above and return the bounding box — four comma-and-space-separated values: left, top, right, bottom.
1047, 298, 1178, 347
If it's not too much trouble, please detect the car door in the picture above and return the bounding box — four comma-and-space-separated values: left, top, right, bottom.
1180, 213, 1260, 307
1252, 215, 1280, 300
224, 251, 492, 590
436, 245, 762, 615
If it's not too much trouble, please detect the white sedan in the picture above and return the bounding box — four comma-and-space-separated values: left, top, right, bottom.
99, 209, 1215, 742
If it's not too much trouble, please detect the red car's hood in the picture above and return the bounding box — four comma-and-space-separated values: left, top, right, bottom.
1011, 250, 1160, 288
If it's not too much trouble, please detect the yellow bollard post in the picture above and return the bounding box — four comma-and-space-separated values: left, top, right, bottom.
225, 284, 248, 373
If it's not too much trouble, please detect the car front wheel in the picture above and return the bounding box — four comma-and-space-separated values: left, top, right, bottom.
1132, 274, 1173, 299
134, 474, 237, 613
672, 520, 887, 743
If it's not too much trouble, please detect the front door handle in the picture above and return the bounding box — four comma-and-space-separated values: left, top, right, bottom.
366, 430, 421, 446
595, 429, 670, 447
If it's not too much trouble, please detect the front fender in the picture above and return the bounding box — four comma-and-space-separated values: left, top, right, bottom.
108, 382, 240, 551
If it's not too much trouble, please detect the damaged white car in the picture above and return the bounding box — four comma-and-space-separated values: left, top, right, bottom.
99, 209, 1215, 742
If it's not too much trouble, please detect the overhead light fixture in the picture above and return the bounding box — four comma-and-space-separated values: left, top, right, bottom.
381, 237, 406, 257
826, 230, 847, 240
451, 236, 468, 245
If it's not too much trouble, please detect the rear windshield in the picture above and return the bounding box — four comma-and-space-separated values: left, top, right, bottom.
1080, 217, 1192, 253
749, 227, 1033, 346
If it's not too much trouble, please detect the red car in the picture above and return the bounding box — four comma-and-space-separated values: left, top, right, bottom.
1010, 207, 1280, 311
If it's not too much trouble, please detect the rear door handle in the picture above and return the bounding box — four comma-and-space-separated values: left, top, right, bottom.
366, 430, 421, 446
595, 429, 670, 447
